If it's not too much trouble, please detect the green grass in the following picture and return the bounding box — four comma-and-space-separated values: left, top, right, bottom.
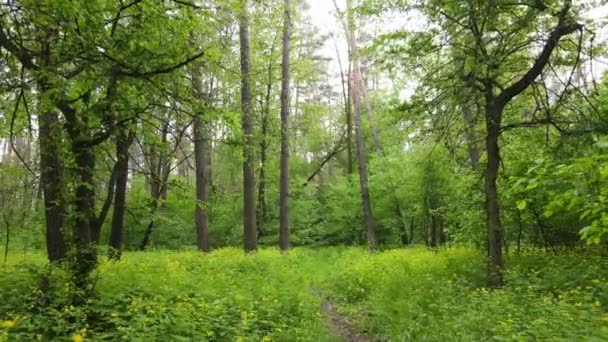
323, 247, 608, 341
0, 247, 606, 341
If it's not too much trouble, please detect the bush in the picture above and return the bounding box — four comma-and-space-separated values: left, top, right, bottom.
324, 247, 608, 341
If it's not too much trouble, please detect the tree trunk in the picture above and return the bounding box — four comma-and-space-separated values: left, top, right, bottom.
256, 139, 266, 237
462, 105, 480, 170
138, 167, 170, 251
346, 67, 354, 175
333, 33, 353, 175
239, 0, 257, 252
148, 122, 169, 204
279, 0, 291, 251
516, 210, 523, 254
37, 38, 67, 263
409, 216, 415, 245
71, 142, 98, 284
190, 53, 212, 252
193, 114, 211, 252
257, 39, 277, 237
92, 164, 117, 244
3, 214, 9, 263
347, 0, 377, 250
38, 108, 68, 262
59, 99, 99, 281
396, 204, 408, 246
361, 78, 382, 153
108, 131, 133, 260
485, 103, 504, 287
139, 142, 172, 251
256, 98, 269, 237
430, 215, 438, 248
176, 114, 191, 179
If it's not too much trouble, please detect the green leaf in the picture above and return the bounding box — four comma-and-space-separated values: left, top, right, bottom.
516, 200, 527, 211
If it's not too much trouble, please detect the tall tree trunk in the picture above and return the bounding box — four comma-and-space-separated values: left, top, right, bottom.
477, 2, 581, 286
485, 102, 503, 287
409, 215, 415, 245
425, 186, 438, 248
256, 127, 267, 237
279, 0, 291, 251
193, 114, 210, 252
71, 141, 97, 284
361, 76, 382, 153
108, 131, 133, 260
37, 39, 67, 263
91, 164, 117, 244
148, 122, 169, 203
139, 167, 171, 250
347, 0, 377, 250
190, 52, 211, 252
38, 108, 67, 262
346, 66, 354, 175
239, 0, 257, 252
332, 33, 353, 175
175, 114, 191, 179
256, 98, 270, 236
396, 204, 408, 246
257, 40, 276, 237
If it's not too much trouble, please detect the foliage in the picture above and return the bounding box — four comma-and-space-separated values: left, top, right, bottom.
324, 247, 608, 341
2, 247, 606, 341
0, 249, 331, 341
506, 135, 608, 246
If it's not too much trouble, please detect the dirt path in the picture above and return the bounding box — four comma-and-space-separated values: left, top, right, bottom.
320, 297, 378, 342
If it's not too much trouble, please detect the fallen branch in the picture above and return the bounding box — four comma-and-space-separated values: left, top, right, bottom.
302, 131, 346, 187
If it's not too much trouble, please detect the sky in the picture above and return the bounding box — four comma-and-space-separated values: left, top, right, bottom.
306, 0, 608, 95
307, 0, 349, 82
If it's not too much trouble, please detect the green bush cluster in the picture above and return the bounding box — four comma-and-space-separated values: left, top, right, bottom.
324, 248, 608, 341
1, 247, 606, 341
0, 249, 330, 341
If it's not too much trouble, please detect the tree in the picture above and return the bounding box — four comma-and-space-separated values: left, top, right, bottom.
192, 59, 211, 252
108, 130, 134, 260
362, 0, 586, 285
239, 0, 258, 252
279, 0, 292, 251
474, 1, 582, 287
0, 0, 205, 283
346, 0, 378, 250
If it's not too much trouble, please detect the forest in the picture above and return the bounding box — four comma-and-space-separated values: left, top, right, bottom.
0, 0, 607, 340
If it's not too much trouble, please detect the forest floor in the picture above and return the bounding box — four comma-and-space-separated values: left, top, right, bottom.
320, 295, 377, 342
0, 246, 607, 341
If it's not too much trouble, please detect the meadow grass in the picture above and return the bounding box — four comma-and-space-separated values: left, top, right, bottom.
0, 247, 606, 341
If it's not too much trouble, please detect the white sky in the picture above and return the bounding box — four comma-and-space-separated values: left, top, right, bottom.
306, 1, 608, 97
307, 0, 348, 87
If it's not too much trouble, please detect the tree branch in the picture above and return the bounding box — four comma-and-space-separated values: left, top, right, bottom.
109, 51, 206, 78
496, 1, 582, 107
302, 131, 346, 187
0, 23, 38, 70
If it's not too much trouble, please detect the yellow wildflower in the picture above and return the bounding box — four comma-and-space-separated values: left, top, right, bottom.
72, 334, 83, 342
1, 320, 15, 329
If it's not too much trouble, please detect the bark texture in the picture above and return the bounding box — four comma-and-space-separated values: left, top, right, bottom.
239, 0, 257, 252
108, 131, 133, 260
279, 0, 291, 251
347, 0, 377, 250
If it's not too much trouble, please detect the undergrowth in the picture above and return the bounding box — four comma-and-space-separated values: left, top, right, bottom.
324, 247, 608, 341
0, 247, 606, 341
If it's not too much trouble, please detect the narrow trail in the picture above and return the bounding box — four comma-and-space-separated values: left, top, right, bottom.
311, 287, 379, 342
320, 298, 377, 342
